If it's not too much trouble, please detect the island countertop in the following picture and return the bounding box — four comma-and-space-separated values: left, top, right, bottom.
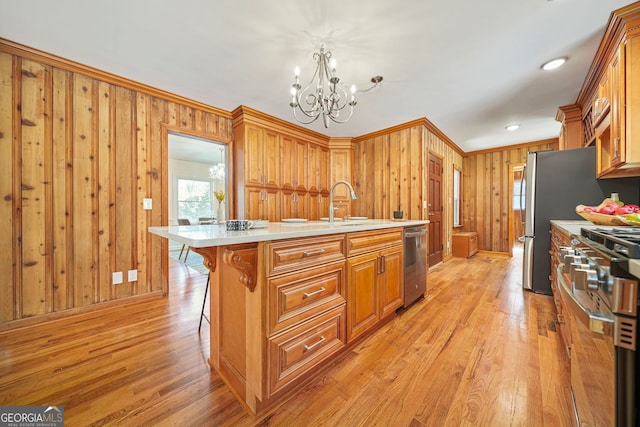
149, 219, 429, 247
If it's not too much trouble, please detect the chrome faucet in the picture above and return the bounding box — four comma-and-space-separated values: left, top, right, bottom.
329, 180, 357, 222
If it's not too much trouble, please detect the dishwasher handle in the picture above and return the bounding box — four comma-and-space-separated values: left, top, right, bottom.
405, 227, 427, 238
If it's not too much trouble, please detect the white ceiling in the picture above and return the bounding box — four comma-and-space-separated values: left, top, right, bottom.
1, 0, 634, 152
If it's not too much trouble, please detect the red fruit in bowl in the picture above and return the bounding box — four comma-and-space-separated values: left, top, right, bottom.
625, 204, 640, 213
598, 204, 618, 215
582, 206, 598, 212
615, 205, 636, 215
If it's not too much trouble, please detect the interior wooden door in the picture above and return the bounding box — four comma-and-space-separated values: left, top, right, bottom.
428, 152, 443, 266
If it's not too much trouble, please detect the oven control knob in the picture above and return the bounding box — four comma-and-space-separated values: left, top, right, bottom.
587, 257, 603, 268
573, 268, 598, 291
565, 255, 583, 272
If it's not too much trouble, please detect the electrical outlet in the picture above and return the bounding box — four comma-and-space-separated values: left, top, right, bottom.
143, 198, 152, 210
423, 200, 427, 208
112, 271, 123, 285
128, 269, 138, 282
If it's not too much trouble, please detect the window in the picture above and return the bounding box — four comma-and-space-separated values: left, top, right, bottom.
177, 178, 213, 222
453, 167, 462, 227
513, 167, 525, 210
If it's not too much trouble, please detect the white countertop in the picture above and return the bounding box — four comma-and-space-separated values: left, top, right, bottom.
149, 219, 429, 248
549, 220, 593, 236
550, 219, 635, 236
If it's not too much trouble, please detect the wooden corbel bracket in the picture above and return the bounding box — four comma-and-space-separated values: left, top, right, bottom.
223, 244, 258, 292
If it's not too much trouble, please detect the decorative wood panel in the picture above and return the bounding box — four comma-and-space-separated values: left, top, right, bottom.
0, 40, 233, 329
463, 139, 558, 254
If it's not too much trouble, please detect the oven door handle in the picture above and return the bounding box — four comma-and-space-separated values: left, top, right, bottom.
557, 265, 614, 336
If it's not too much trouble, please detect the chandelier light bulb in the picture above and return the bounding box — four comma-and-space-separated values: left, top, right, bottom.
294, 66, 300, 76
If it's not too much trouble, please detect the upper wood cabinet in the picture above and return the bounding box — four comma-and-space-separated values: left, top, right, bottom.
575, 3, 640, 178
596, 37, 640, 177
232, 106, 333, 220
307, 143, 330, 195
556, 105, 584, 150
244, 124, 281, 188
281, 136, 308, 193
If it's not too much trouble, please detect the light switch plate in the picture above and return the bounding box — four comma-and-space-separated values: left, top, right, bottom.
143, 198, 152, 210
112, 271, 123, 285
128, 269, 138, 282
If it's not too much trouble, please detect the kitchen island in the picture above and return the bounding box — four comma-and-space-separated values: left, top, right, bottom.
149, 219, 428, 417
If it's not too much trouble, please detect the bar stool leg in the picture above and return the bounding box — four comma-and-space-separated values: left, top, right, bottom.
198, 274, 210, 333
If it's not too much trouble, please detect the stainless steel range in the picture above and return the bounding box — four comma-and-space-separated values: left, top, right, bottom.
558, 227, 639, 426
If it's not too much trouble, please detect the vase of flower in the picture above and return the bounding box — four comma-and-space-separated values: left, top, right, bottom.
214, 190, 225, 223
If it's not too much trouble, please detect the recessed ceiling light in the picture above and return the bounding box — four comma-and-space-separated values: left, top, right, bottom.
541, 57, 568, 71
505, 124, 520, 131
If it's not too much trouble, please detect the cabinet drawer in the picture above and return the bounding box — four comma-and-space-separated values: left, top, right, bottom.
346, 229, 403, 257
268, 260, 346, 335
267, 234, 346, 276
268, 305, 346, 395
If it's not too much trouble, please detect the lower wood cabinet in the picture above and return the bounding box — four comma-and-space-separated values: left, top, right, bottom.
346, 229, 404, 343
208, 227, 407, 417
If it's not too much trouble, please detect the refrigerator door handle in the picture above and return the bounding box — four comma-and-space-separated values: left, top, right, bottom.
519, 164, 526, 226
523, 235, 534, 290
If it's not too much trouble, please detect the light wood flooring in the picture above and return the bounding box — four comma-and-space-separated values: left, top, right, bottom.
0, 248, 573, 426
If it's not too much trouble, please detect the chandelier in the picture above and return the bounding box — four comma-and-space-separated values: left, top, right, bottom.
289, 46, 383, 127
209, 162, 225, 180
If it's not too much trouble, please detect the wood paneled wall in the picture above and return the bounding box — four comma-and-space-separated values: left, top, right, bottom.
0, 40, 233, 329
352, 120, 463, 258
462, 139, 558, 254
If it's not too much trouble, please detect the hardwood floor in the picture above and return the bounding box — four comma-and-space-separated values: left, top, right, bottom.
0, 249, 573, 426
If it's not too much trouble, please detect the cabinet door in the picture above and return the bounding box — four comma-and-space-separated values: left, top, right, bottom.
610, 43, 625, 167
264, 129, 281, 188
245, 187, 263, 220
306, 193, 326, 220
347, 252, 379, 342
307, 143, 319, 193
264, 188, 280, 222
378, 246, 404, 319
281, 136, 295, 190
277, 191, 303, 220
318, 145, 330, 194
245, 125, 264, 187
245, 187, 280, 221
281, 137, 308, 193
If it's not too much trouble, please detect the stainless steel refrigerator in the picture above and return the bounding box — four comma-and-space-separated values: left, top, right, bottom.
521, 146, 639, 294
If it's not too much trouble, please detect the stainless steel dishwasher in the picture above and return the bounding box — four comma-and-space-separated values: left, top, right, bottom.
403, 225, 427, 307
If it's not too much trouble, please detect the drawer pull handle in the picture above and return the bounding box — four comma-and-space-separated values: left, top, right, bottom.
303, 287, 326, 299
304, 336, 326, 352
302, 248, 325, 257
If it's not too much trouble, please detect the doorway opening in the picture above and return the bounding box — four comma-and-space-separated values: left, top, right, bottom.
509, 163, 526, 257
